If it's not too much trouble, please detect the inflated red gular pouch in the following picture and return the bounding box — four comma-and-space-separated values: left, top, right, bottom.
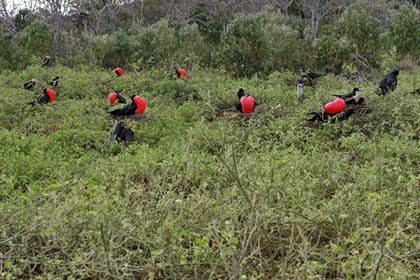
240, 96, 255, 114
45, 88, 55, 102
113, 67, 124, 77
133, 96, 147, 114
325, 98, 345, 115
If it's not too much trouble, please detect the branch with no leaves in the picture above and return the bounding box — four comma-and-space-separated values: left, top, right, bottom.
0, 0, 18, 35
351, 52, 373, 73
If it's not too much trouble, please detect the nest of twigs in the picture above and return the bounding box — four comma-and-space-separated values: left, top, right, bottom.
106, 114, 151, 123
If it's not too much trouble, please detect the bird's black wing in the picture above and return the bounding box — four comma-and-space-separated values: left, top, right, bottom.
38, 93, 50, 104
120, 103, 136, 115
23, 81, 33, 90
388, 76, 397, 91
338, 108, 354, 121
117, 95, 126, 104
109, 108, 122, 116
109, 103, 136, 116
110, 122, 124, 141
385, 74, 397, 86
122, 129, 134, 142
235, 100, 242, 113
307, 72, 320, 79
379, 75, 388, 87
42, 58, 49, 67
334, 91, 354, 100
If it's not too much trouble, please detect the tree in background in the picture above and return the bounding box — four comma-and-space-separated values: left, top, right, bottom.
388, 5, 420, 60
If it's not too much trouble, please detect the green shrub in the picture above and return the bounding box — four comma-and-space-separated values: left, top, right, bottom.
336, 1, 385, 69
218, 13, 271, 78
176, 23, 206, 69
264, 10, 311, 71
314, 35, 356, 73
387, 5, 420, 59
102, 29, 139, 69
17, 19, 53, 58
0, 29, 14, 70
86, 33, 112, 67
135, 18, 178, 69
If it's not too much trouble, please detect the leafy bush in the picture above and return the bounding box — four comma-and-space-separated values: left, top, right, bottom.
86, 33, 112, 67
218, 13, 271, 78
102, 29, 139, 69
387, 5, 420, 60
264, 10, 312, 71
336, 1, 385, 69
0, 29, 14, 70
135, 18, 178, 69
314, 35, 356, 73
176, 23, 206, 68
17, 19, 53, 58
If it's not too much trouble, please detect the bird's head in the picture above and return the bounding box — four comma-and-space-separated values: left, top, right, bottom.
297, 83, 304, 89
125, 123, 131, 129
393, 70, 399, 77
237, 88, 246, 99
130, 95, 136, 101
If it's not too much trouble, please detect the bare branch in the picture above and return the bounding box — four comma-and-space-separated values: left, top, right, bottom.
0, 0, 18, 35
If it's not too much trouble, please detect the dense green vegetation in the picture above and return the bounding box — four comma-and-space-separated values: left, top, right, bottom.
2, 64, 420, 278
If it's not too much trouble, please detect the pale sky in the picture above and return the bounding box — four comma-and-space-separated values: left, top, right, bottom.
6, 0, 31, 12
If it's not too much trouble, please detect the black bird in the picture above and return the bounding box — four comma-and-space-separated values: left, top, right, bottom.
307, 98, 350, 122
110, 122, 134, 143
300, 68, 321, 86
49, 76, 59, 87
28, 89, 54, 106
333, 88, 365, 105
109, 95, 137, 116
42, 56, 51, 67
375, 70, 399, 95
301, 68, 320, 80
235, 88, 257, 114
23, 79, 37, 90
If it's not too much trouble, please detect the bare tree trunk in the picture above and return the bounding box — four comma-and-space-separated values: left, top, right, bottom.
0, 0, 18, 35
300, 0, 330, 40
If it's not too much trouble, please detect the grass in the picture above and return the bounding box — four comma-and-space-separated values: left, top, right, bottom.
1, 64, 420, 279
